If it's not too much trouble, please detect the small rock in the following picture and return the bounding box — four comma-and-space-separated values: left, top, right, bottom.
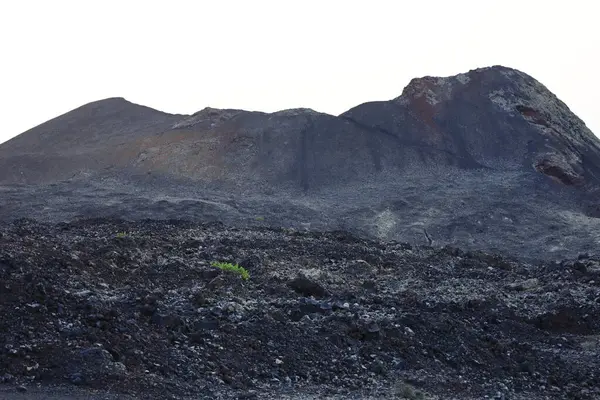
270, 310, 287, 322
151, 313, 182, 329
572, 261, 588, 273
1, 373, 15, 383
239, 255, 261, 272
194, 318, 219, 331
237, 391, 258, 399
16, 385, 27, 393
70, 372, 84, 385
300, 314, 312, 323
202, 269, 221, 281
349, 259, 373, 274
139, 304, 157, 316
367, 322, 380, 333
369, 360, 385, 374
207, 276, 226, 289
191, 292, 209, 307
288, 274, 329, 298
362, 279, 377, 290
112, 362, 127, 375
70, 347, 127, 382
296, 297, 332, 316
443, 245, 462, 256
333, 302, 350, 311
507, 278, 539, 291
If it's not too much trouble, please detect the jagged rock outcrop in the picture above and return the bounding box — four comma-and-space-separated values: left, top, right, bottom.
342, 66, 600, 187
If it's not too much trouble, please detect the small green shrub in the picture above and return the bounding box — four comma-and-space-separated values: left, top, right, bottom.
115, 232, 128, 238
211, 261, 250, 281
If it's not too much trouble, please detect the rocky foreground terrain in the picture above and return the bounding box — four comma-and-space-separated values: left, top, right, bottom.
1, 218, 599, 399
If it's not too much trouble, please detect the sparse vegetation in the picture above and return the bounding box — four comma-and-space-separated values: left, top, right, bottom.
211, 261, 250, 280
115, 231, 128, 238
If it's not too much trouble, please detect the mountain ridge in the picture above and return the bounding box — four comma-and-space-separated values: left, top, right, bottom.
2, 65, 599, 189
1, 65, 600, 260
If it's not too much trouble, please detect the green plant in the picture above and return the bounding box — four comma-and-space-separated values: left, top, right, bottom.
115, 232, 128, 238
211, 261, 250, 281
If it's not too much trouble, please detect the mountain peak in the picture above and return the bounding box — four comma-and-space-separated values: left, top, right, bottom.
0, 96, 182, 161
396, 65, 527, 105
76, 97, 175, 117
88, 96, 130, 105
394, 65, 598, 146
343, 66, 600, 186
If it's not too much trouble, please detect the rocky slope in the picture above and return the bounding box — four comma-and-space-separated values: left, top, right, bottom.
1, 219, 599, 399
343, 67, 600, 186
0, 98, 183, 184
1, 65, 599, 259
2, 66, 599, 190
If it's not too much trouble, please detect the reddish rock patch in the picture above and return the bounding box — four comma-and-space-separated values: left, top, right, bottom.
516, 105, 551, 127
534, 158, 584, 186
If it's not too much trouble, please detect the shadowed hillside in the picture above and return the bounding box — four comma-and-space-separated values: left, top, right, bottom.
1, 66, 600, 260
2, 66, 599, 191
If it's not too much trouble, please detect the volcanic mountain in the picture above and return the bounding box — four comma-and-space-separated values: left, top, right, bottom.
1, 66, 599, 259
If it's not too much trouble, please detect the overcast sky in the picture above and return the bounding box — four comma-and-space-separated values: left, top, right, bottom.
0, 0, 598, 144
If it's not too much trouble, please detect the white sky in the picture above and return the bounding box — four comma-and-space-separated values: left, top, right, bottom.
0, 0, 598, 144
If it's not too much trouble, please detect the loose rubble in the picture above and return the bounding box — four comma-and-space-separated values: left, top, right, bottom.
1, 219, 599, 399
